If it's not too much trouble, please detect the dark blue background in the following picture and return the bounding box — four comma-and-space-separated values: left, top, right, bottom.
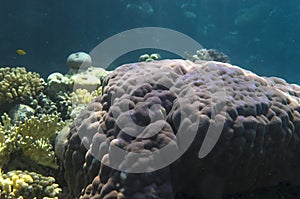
1, 0, 299, 83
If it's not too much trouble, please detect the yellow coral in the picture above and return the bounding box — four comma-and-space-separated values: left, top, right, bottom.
0, 170, 61, 198
16, 114, 64, 169
91, 86, 102, 97
0, 67, 46, 107
0, 114, 17, 167
70, 87, 102, 107
71, 88, 94, 106
0, 113, 64, 169
68, 88, 103, 119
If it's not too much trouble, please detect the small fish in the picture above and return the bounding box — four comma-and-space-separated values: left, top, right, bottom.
16, 49, 26, 55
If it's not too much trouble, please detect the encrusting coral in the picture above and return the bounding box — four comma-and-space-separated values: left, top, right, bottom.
0, 113, 64, 169
0, 67, 46, 110
0, 169, 61, 199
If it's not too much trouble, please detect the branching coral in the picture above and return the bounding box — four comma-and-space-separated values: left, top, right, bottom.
0, 67, 46, 109
0, 113, 64, 169
70, 88, 102, 106
17, 114, 64, 169
70, 88, 103, 119
0, 114, 17, 167
0, 169, 61, 199
54, 87, 103, 120
70, 88, 95, 106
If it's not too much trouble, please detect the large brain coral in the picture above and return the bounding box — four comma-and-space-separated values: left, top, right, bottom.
63, 60, 300, 199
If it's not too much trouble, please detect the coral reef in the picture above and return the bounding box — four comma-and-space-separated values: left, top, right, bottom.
0, 113, 64, 169
62, 59, 300, 199
17, 114, 63, 169
0, 169, 61, 198
30, 92, 58, 117
46, 66, 106, 97
0, 67, 46, 111
46, 72, 73, 99
70, 88, 102, 119
54, 91, 73, 121
54, 87, 103, 121
4, 58, 300, 198
0, 64, 108, 198
45, 62, 106, 121
71, 88, 97, 106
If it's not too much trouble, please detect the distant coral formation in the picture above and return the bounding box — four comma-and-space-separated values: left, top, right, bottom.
185, 48, 230, 63
6, 58, 300, 198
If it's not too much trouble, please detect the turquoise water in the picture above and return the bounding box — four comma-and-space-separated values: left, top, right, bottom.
1, 1, 300, 198
1, 0, 299, 82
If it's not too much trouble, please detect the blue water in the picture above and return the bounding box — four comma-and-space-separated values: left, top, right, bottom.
1, 0, 299, 82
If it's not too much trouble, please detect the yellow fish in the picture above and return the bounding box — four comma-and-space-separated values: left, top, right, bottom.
16, 49, 26, 55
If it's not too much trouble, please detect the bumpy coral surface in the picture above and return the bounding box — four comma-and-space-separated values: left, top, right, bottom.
0, 67, 46, 109
63, 60, 300, 199
0, 169, 61, 198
